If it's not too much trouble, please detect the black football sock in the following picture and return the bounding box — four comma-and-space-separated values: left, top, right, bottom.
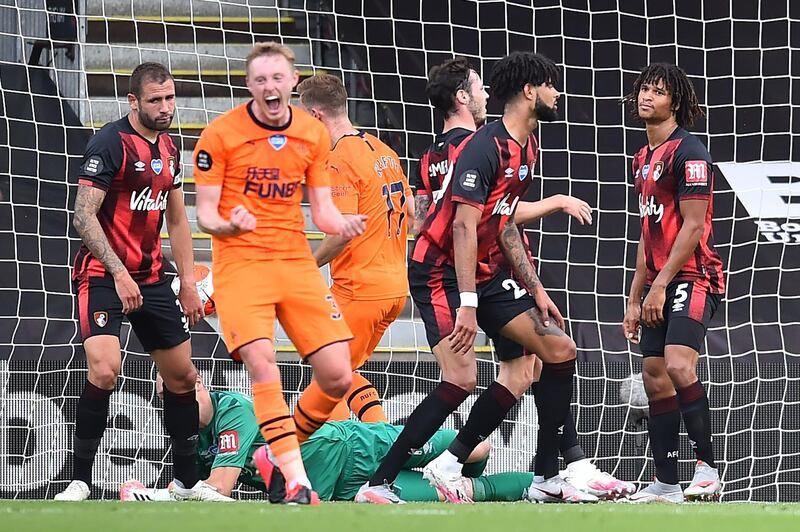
648, 395, 681, 485
162, 385, 200, 488
447, 381, 517, 462
369, 381, 469, 486
559, 408, 586, 465
72, 381, 113, 485
533, 359, 575, 478
677, 380, 716, 468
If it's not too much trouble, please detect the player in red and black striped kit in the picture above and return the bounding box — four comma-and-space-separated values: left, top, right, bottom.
622, 64, 726, 503
412, 57, 630, 501
358, 52, 593, 504
57, 63, 204, 501
410, 57, 592, 237
409, 58, 486, 233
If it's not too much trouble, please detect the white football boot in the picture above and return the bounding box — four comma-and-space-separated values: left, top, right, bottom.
169, 480, 234, 502
684, 461, 721, 501
526, 475, 599, 503
54, 480, 90, 501
624, 480, 684, 503
354, 482, 405, 504
422, 453, 473, 503
560, 459, 636, 500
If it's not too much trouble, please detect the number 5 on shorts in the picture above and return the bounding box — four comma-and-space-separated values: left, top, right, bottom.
672, 282, 689, 313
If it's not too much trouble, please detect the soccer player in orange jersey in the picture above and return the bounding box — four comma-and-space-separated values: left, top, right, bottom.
193, 42, 366, 505
296, 74, 414, 425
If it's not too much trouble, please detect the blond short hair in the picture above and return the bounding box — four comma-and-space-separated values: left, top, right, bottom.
246, 41, 296, 73
297, 74, 348, 117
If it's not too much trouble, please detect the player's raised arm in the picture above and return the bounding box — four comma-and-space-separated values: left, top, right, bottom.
195, 185, 256, 236
307, 185, 366, 237
193, 123, 256, 237
514, 195, 593, 225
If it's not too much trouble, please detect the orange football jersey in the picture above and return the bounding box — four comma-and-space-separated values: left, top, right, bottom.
193, 103, 331, 262
328, 131, 410, 300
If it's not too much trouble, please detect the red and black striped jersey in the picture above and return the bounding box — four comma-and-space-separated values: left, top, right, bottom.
413, 120, 539, 283
633, 127, 725, 294
410, 127, 472, 202
72, 116, 182, 285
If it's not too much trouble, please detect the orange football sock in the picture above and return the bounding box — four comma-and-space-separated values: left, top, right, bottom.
294, 380, 341, 443
327, 399, 351, 421
252, 381, 309, 487
347, 372, 387, 423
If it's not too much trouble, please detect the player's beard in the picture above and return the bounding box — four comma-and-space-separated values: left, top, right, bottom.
468, 96, 487, 127
535, 96, 559, 122
139, 109, 173, 131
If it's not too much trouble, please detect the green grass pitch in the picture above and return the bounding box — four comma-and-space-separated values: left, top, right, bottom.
2, 501, 799, 532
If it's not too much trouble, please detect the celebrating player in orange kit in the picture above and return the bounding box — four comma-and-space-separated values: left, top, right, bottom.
296, 74, 413, 426
193, 42, 366, 505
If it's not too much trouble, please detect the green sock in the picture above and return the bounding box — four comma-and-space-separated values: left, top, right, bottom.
461, 455, 489, 477
393, 470, 440, 502
470, 472, 534, 502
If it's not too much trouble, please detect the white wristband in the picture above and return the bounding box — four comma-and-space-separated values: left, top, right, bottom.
459, 292, 478, 308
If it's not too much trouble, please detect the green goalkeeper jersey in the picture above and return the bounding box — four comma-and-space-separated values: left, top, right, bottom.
199, 391, 455, 499
197, 391, 265, 490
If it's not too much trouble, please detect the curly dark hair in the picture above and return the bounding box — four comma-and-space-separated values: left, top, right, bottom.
621, 63, 704, 128
488, 51, 559, 105
426, 57, 474, 118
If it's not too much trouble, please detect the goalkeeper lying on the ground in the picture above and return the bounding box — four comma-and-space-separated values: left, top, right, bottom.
121, 375, 534, 502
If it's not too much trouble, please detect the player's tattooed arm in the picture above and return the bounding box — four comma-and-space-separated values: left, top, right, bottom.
499, 218, 565, 331
411, 193, 431, 236
498, 217, 540, 293
72, 184, 125, 276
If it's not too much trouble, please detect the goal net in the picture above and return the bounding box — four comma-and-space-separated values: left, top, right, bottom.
1, 0, 799, 502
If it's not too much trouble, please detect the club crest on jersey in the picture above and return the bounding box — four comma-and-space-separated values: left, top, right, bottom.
268, 135, 287, 151
93, 311, 108, 328
518, 164, 529, 181
151, 158, 163, 175
651, 161, 664, 181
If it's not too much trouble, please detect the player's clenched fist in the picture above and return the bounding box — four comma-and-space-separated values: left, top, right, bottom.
339, 214, 367, 238
230, 205, 257, 234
